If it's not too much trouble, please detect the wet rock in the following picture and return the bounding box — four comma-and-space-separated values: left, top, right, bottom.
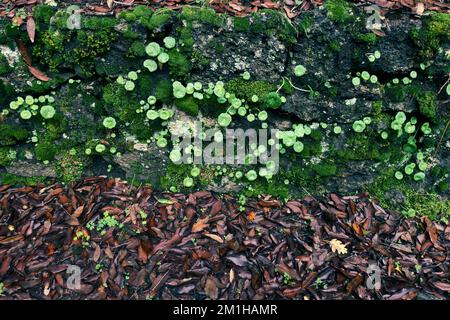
6, 161, 56, 178
189, 16, 288, 84
112, 147, 169, 186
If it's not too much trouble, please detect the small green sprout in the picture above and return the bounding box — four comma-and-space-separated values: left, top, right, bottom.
293, 141, 304, 153
191, 167, 201, 177
20, 110, 32, 120
352, 77, 360, 86
361, 71, 370, 81
163, 37, 176, 49
124, 80, 135, 91
183, 177, 194, 187
157, 52, 169, 64
218, 113, 232, 127
242, 71, 251, 80
245, 170, 257, 181
144, 59, 158, 72
413, 172, 425, 181
333, 126, 342, 134
128, 71, 138, 81
394, 171, 403, 180
40, 105, 55, 119
352, 120, 366, 133
102, 117, 117, 129
258, 110, 268, 121
294, 64, 306, 77
95, 144, 106, 153
173, 81, 187, 99
145, 42, 161, 57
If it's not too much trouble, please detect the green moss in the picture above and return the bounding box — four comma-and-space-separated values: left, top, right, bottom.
328, 39, 342, 52
0, 124, 28, 146
119, 5, 152, 22
244, 177, 290, 199
178, 27, 194, 51
311, 162, 337, 177
55, 151, 87, 184
0, 147, 16, 167
0, 52, 12, 75
103, 82, 146, 132
354, 32, 378, 45
416, 91, 437, 119
250, 10, 297, 44
141, 8, 171, 30
35, 140, 57, 162
179, 7, 224, 26
298, 140, 322, 158
137, 73, 154, 96
33, 4, 54, 24
0, 172, 48, 186
155, 79, 173, 104
83, 16, 118, 30
168, 50, 190, 78
160, 163, 207, 191
298, 15, 314, 35
411, 12, 450, 59
234, 17, 251, 32
225, 78, 277, 101
32, 18, 118, 75
372, 100, 382, 114
324, 0, 356, 25
369, 168, 450, 220
192, 50, 210, 68
130, 41, 146, 57
335, 134, 389, 161
175, 96, 199, 116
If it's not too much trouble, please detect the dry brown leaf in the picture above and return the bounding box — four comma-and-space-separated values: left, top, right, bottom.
192, 217, 209, 233
329, 239, 348, 255
205, 277, 219, 299
26, 16, 35, 43
28, 65, 51, 82
204, 233, 223, 243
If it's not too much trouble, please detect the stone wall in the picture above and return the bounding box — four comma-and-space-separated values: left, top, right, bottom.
0, 2, 449, 217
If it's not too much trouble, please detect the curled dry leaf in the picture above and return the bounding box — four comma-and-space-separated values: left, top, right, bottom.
329, 239, 348, 255
192, 216, 209, 233
26, 16, 35, 43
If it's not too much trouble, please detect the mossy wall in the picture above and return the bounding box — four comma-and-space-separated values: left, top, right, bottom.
0, 3, 449, 219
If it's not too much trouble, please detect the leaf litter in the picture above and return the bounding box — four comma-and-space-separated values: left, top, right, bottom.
0, 178, 448, 300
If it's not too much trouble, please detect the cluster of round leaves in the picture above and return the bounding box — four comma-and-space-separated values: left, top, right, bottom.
117, 71, 140, 91
390, 71, 417, 86
143, 37, 175, 72
367, 50, 381, 63
352, 117, 371, 133
172, 81, 204, 100
9, 95, 56, 120
352, 71, 378, 86
395, 151, 428, 182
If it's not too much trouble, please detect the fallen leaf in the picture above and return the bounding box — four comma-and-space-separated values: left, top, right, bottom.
26, 16, 35, 43
205, 277, 219, 299
204, 233, 223, 243
192, 217, 209, 233
28, 65, 51, 82
329, 239, 348, 255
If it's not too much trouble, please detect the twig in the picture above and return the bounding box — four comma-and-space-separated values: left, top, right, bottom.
433, 119, 450, 157
438, 76, 450, 94
279, 76, 311, 93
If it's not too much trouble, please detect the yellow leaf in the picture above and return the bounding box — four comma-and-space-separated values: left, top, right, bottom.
204, 233, 224, 243
329, 239, 348, 255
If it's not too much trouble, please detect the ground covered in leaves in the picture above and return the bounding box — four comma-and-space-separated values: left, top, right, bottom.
0, 177, 448, 300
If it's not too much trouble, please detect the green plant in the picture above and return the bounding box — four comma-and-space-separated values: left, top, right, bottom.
103, 117, 117, 129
